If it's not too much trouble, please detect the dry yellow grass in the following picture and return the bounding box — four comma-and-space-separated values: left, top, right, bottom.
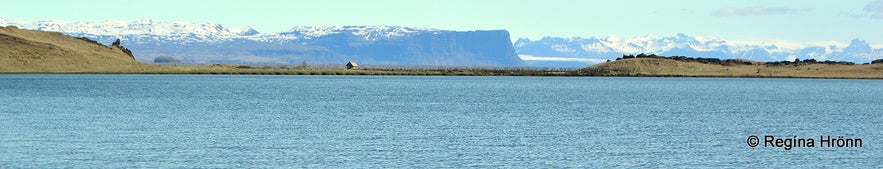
0, 26, 158, 73
574, 58, 883, 79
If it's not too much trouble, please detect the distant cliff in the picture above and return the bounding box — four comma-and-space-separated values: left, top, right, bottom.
1, 19, 524, 66
348, 30, 522, 66
238, 29, 523, 66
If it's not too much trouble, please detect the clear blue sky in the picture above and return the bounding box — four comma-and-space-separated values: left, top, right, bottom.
2, 0, 882, 44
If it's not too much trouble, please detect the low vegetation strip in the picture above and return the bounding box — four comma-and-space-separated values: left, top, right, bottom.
575, 54, 883, 79
2, 65, 570, 76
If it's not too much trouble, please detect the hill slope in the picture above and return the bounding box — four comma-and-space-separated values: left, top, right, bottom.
573, 58, 883, 79
0, 26, 151, 73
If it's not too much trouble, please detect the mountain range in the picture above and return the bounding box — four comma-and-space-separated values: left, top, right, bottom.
0, 18, 523, 66
516, 33, 883, 65
2, 18, 881, 67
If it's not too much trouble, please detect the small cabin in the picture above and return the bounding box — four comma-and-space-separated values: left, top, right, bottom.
346, 61, 359, 69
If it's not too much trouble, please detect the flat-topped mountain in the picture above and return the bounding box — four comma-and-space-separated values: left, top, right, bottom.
1, 19, 524, 66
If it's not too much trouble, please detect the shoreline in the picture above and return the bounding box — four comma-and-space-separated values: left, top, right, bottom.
3, 68, 882, 79
0, 67, 571, 76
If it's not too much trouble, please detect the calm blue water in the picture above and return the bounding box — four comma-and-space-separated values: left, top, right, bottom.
0, 75, 880, 168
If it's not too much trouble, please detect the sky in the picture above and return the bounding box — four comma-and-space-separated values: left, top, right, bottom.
2, 0, 882, 44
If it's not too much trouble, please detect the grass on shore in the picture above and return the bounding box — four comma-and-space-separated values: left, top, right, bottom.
5, 59, 882, 79
573, 58, 883, 79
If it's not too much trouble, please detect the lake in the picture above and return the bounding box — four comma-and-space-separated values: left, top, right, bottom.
0, 75, 880, 168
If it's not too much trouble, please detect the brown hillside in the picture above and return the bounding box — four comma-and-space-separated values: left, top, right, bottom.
573, 58, 883, 79
0, 26, 154, 73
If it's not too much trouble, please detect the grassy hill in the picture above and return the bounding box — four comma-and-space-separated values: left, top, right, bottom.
573, 58, 883, 79
0, 26, 162, 73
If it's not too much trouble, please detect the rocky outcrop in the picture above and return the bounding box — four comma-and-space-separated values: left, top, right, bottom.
111, 39, 134, 60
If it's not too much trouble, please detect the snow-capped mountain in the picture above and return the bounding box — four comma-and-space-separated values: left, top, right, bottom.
0, 18, 441, 44
4, 18, 879, 67
0, 18, 523, 66
516, 33, 883, 65
275, 26, 439, 41
1, 18, 258, 38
